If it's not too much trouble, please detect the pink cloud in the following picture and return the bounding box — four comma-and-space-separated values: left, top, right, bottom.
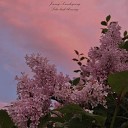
0, 0, 128, 76
0, 0, 101, 49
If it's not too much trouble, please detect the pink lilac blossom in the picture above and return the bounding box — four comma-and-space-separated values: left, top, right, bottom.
81, 22, 128, 83
70, 79, 109, 108
8, 54, 70, 128
53, 72, 72, 103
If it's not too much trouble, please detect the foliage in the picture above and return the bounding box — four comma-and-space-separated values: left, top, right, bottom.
0, 110, 17, 128
108, 71, 128, 96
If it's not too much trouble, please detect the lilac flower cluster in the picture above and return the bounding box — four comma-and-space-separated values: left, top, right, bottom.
81, 22, 128, 83
70, 79, 108, 108
69, 22, 127, 110
8, 54, 70, 128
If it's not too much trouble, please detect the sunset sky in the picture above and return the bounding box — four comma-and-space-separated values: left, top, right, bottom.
0, 0, 128, 104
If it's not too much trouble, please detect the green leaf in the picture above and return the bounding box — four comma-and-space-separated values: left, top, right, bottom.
0, 110, 16, 128
58, 104, 84, 114
119, 41, 128, 51
101, 21, 107, 26
72, 77, 80, 85
80, 53, 84, 55
108, 71, 128, 96
72, 58, 78, 61
54, 122, 64, 127
69, 80, 73, 84
102, 28, 108, 34
80, 57, 85, 61
122, 35, 128, 40
74, 70, 81, 73
38, 114, 51, 128
90, 113, 106, 127
122, 41, 128, 51
121, 121, 128, 128
74, 50, 79, 55
87, 59, 90, 62
57, 104, 106, 127
93, 105, 107, 117
55, 104, 83, 123
124, 31, 127, 37
68, 114, 93, 128
77, 62, 82, 66
50, 117, 64, 123
106, 15, 111, 22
